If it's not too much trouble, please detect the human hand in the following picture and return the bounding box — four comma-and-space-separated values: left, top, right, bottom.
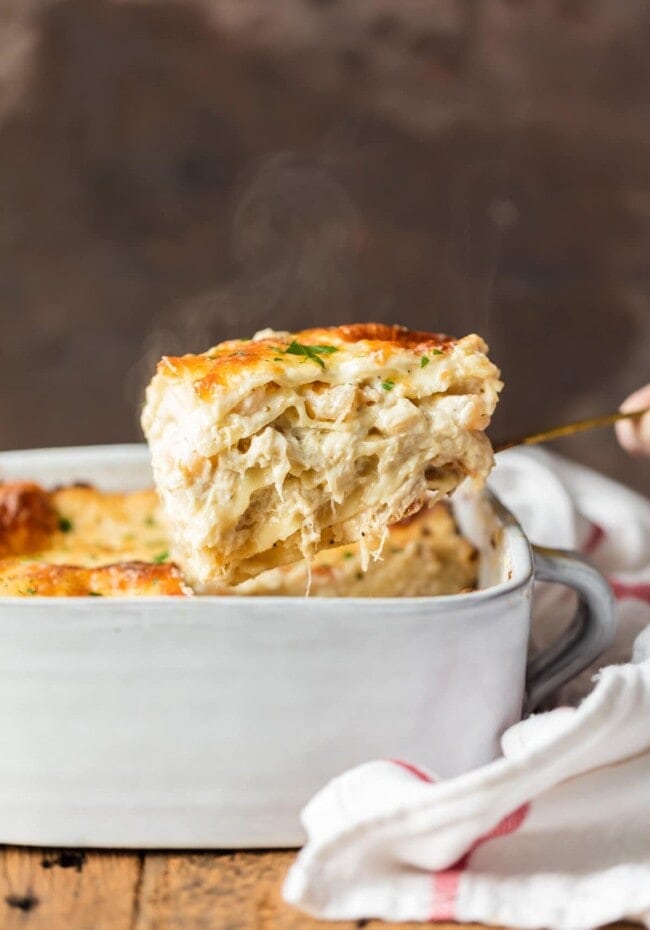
615, 385, 650, 457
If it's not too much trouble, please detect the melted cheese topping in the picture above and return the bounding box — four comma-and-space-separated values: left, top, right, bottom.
142, 323, 501, 587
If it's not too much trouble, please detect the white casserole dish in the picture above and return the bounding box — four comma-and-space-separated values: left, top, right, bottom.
0, 445, 615, 848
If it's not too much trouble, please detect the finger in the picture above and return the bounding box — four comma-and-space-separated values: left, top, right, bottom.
615, 384, 650, 457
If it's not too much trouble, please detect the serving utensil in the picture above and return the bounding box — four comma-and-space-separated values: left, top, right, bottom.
494, 407, 649, 454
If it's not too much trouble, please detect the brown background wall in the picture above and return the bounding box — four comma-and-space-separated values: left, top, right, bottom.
0, 0, 648, 493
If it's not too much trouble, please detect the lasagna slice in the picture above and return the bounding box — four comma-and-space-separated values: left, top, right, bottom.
142, 323, 501, 589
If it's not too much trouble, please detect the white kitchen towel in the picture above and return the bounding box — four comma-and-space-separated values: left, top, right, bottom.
283, 449, 650, 929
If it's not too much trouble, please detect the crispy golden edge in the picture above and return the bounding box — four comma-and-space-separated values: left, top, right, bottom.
0, 560, 188, 597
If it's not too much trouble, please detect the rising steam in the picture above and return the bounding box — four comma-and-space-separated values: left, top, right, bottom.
125, 152, 365, 418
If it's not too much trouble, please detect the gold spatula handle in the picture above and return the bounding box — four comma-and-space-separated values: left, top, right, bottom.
493, 407, 649, 454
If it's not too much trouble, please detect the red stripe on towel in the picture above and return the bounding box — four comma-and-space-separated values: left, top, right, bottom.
429, 869, 463, 921
429, 803, 530, 921
609, 580, 650, 604
583, 522, 606, 555
387, 759, 435, 783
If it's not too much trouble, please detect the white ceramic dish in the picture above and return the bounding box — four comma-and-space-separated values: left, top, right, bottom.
0, 445, 615, 848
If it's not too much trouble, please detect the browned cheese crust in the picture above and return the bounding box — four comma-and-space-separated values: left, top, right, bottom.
0, 481, 189, 597
0, 560, 188, 597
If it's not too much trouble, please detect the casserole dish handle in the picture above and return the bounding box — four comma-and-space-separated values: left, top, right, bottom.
524, 546, 616, 713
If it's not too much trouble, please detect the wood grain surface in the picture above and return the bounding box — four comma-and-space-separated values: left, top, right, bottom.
0, 847, 641, 930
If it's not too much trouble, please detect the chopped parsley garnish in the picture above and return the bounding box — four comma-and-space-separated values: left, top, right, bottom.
342, 551, 354, 560
25, 586, 37, 595
153, 550, 169, 564
422, 350, 443, 367
88, 591, 103, 597
282, 341, 338, 369
381, 379, 395, 391
144, 516, 156, 527
58, 516, 73, 533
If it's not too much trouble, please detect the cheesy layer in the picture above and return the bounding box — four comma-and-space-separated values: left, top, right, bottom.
142, 323, 501, 588
235, 502, 477, 597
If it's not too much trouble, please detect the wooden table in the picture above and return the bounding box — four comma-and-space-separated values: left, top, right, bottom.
0, 847, 640, 930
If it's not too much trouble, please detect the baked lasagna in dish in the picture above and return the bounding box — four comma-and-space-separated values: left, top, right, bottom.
0, 481, 189, 596
142, 323, 501, 589
234, 501, 477, 598
0, 479, 477, 598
